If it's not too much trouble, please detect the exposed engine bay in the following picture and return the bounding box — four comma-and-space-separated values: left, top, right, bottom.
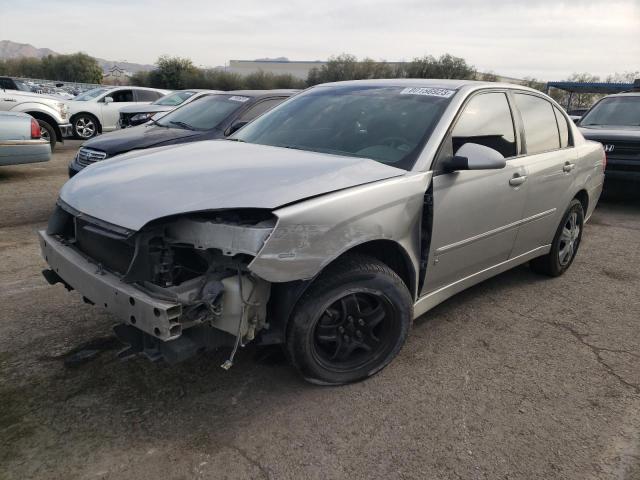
42, 202, 276, 367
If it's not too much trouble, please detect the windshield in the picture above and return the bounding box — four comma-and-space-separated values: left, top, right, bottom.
233, 85, 455, 170
580, 96, 640, 127
74, 88, 110, 101
154, 91, 196, 106
156, 94, 249, 130
13, 79, 32, 92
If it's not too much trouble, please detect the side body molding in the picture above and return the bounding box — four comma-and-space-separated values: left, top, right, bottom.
249, 172, 433, 292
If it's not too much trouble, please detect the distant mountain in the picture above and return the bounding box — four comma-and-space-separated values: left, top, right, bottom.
0, 40, 56, 59
95, 58, 155, 73
0, 40, 155, 73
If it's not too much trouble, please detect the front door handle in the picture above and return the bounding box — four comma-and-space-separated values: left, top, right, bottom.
509, 174, 527, 186
563, 162, 576, 173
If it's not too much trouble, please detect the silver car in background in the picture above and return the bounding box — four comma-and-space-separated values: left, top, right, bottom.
40, 80, 604, 385
0, 111, 51, 166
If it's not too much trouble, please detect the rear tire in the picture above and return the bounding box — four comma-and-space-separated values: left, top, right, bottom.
37, 120, 56, 151
286, 254, 413, 385
530, 199, 584, 277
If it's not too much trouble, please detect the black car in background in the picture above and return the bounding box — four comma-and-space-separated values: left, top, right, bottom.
69, 90, 297, 176
118, 89, 218, 128
578, 92, 640, 182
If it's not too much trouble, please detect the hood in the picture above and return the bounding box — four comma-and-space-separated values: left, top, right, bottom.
12, 90, 68, 103
80, 124, 204, 156
579, 126, 640, 141
119, 104, 174, 114
60, 140, 406, 231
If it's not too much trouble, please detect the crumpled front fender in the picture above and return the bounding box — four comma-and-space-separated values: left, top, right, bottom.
249, 172, 432, 285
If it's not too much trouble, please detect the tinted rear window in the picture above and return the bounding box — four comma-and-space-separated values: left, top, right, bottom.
156, 94, 250, 130
514, 93, 560, 154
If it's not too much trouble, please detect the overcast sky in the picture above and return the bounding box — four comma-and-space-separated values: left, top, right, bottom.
2, 0, 638, 80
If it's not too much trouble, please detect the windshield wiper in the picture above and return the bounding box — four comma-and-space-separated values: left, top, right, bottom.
169, 121, 197, 131
226, 138, 246, 142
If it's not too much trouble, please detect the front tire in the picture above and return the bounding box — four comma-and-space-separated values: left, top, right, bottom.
530, 199, 584, 277
73, 114, 99, 139
37, 120, 56, 151
286, 254, 413, 385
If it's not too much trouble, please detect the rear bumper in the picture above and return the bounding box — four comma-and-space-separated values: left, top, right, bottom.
0, 139, 51, 166
38, 230, 183, 341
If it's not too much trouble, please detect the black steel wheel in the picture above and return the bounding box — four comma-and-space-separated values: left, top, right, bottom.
286, 254, 412, 385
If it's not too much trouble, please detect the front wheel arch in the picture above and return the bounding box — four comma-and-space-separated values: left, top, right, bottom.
262, 239, 416, 346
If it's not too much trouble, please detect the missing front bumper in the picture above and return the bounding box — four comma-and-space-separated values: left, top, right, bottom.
38, 230, 184, 341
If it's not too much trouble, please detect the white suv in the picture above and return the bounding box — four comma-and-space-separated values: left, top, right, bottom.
68, 86, 170, 139
0, 76, 72, 150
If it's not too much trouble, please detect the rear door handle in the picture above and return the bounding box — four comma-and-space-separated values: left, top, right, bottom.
509, 174, 527, 186
563, 162, 576, 172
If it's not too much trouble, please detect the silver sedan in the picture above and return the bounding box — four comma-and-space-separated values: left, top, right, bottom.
40, 80, 604, 385
0, 111, 51, 166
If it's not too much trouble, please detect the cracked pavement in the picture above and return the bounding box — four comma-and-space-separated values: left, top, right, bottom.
0, 141, 638, 479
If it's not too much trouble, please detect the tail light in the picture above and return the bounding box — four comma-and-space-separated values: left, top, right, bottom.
602, 151, 607, 173
30, 118, 41, 139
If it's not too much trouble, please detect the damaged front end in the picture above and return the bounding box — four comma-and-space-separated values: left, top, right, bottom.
40, 202, 274, 366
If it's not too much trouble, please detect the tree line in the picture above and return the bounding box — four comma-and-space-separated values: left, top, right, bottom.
1, 50, 636, 110
130, 53, 482, 90
0, 53, 103, 84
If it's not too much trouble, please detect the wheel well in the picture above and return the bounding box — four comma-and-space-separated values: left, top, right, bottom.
71, 112, 102, 133
574, 189, 589, 214
347, 240, 416, 299
260, 239, 417, 346
26, 111, 61, 142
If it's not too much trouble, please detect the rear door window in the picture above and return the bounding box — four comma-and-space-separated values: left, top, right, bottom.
236, 98, 287, 122
136, 89, 163, 102
514, 93, 560, 154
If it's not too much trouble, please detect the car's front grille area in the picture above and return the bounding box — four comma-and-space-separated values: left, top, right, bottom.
74, 218, 135, 276
76, 148, 108, 168
589, 138, 640, 173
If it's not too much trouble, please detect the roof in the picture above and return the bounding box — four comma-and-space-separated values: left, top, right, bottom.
601, 91, 640, 98
314, 78, 537, 92
224, 89, 300, 97
546, 81, 636, 94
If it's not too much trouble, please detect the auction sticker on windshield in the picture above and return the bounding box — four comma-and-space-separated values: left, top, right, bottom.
400, 87, 455, 97
229, 96, 250, 102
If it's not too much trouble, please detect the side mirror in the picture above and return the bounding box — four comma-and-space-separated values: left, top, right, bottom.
225, 120, 248, 136
104, 96, 114, 104
443, 143, 506, 172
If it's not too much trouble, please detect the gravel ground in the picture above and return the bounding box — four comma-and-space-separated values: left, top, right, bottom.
0, 141, 639, 480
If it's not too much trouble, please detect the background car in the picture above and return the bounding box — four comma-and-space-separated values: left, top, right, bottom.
68, 89, 297, 176
0, 111, 51, 166
118, 89, 221, 128
0, 76, 72, 150
68, 86, 170, 139
578, 92, 640, 182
